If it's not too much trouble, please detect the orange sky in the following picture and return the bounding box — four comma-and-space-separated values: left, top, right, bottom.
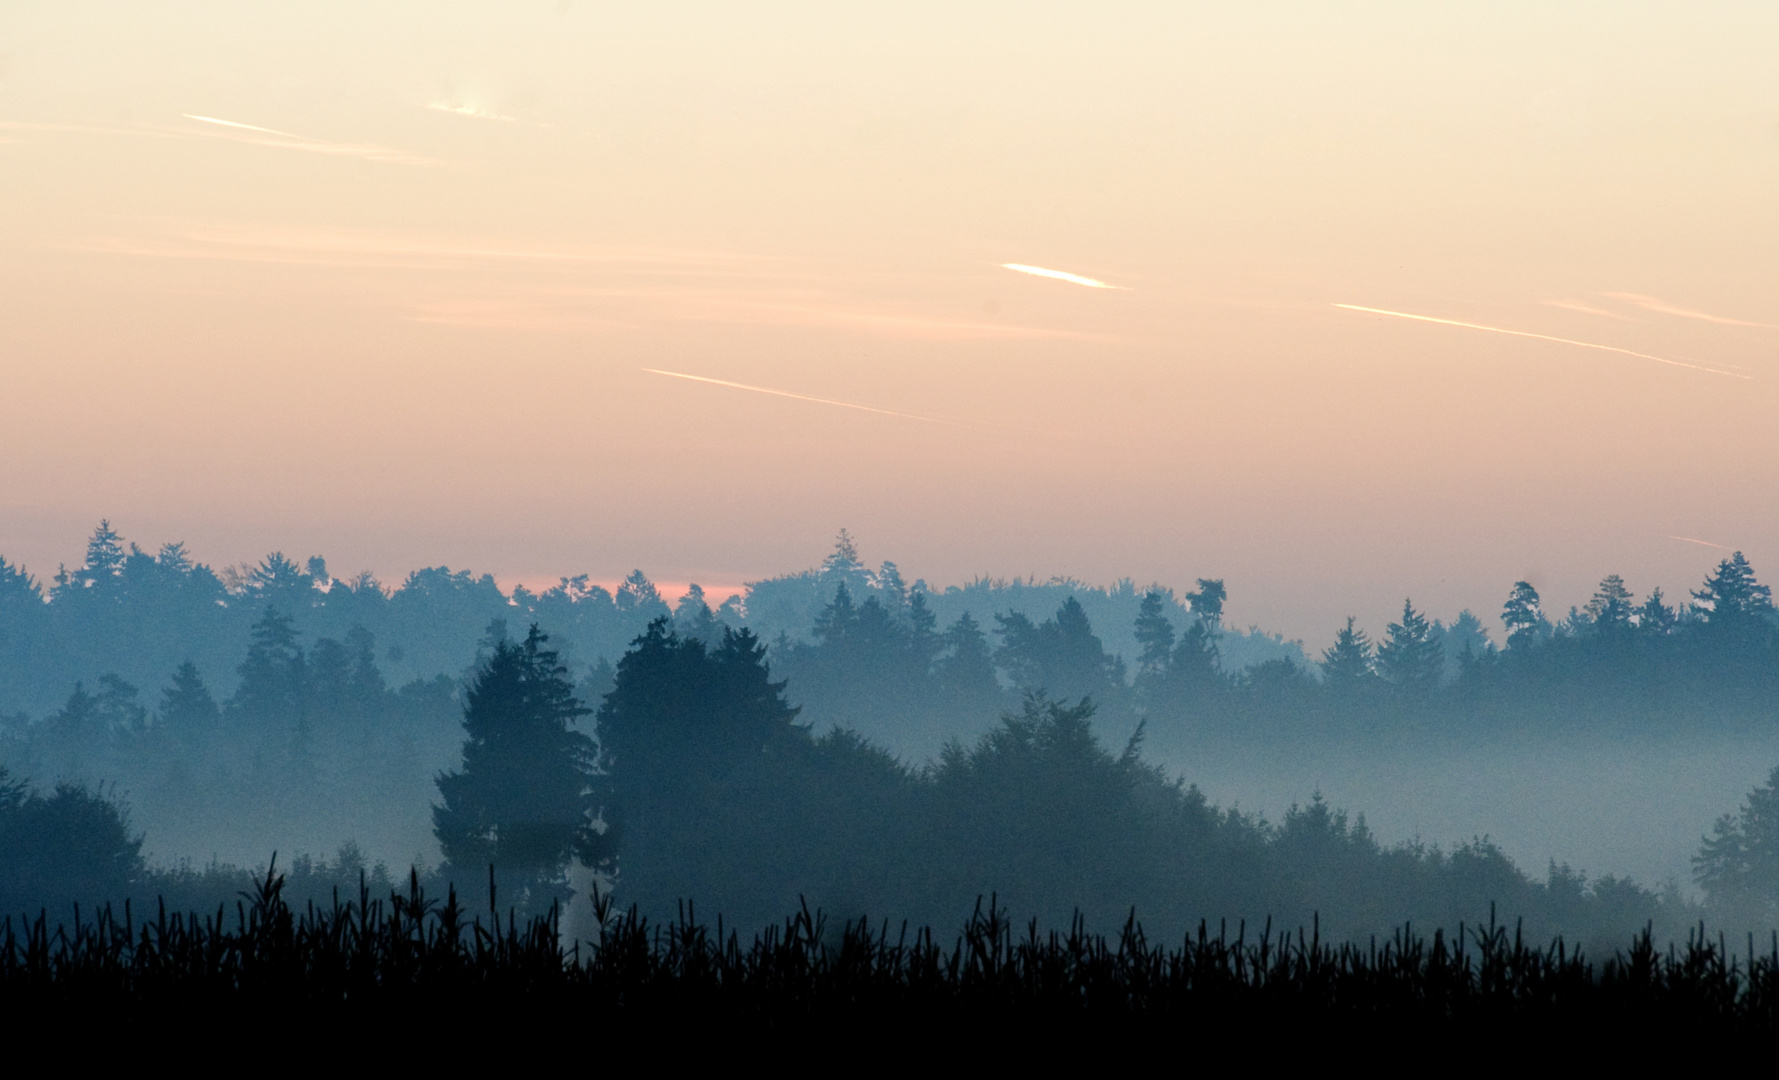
2, 3, 1776, 646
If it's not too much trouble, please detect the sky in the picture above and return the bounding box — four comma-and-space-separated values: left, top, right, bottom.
2, 2, 1777, 647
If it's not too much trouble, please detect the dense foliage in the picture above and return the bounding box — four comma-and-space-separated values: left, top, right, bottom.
1, 524, 1776, 948
4, 871, 1776, 1044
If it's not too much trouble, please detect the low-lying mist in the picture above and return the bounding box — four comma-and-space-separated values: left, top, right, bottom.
3, 524, 1777, 945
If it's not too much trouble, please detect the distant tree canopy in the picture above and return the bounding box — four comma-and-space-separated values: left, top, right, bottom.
1, 523, 1777, 939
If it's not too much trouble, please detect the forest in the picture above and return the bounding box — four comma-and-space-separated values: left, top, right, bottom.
2, 524, 1778, 966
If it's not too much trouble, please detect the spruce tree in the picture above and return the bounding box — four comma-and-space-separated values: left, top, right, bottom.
1584, 574, 1636, 632
1377, 599, 1443, 690
1320, 616, 1375, 686
159, 661, 221, 749
1693, 552, 1773, 625
1133, 590, 1176, 681
433, 625, 600, 891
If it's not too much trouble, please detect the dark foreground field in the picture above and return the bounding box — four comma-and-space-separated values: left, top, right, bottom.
6, 868, 1777, 1054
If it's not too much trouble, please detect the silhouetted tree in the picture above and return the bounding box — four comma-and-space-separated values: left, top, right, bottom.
1185, 578, 1226, 626
0, 556, 41, 610
1320, 617, 1375, 688
157, 661, 220, 749
234, 607, 306, 722
433, 625, 602, 895
597, 620, 800, 799
995, 598, 1124, 707
1638, 588, 1676, 636
1693, 552, 1773, 627
935, 611, 1001, 710
672, 584, 724, 646
1166, 618, 1224, 701
0, 767, 145, 912
906, 589, 942, 674
594, 619, 808, 919
616, 569, 667, 617
80, 520, 127, 587
1134, 590, 1176, 682
1377, 600, 1442, 690
1584, 575, 1635, 633
1501, 581, 1546, 650
1695, 764, 1779, 912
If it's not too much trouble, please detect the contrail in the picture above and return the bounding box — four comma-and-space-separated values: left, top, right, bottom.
1332, 304, 1751, 379
643, 369, 966, 426
1604, 292, 1778, 330
1001, 263, 1124, 289
182, 114, 313, 141
1670, 535, 1735, 551
180, 113, 440, 166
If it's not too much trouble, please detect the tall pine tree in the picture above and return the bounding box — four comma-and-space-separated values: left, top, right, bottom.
433, 625, 601, 893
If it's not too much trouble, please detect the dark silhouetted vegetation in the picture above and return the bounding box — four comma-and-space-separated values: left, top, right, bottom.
2, 869, 1776, 1044
2, 523, 1777, 972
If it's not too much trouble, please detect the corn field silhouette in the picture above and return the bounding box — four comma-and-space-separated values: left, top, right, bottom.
4, 858, 1777, 1043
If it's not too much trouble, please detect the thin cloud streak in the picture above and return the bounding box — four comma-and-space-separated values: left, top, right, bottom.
1001, 263, 1125, 290
1602, 292, 1778, 330
182, 114, 311, 140
1331, 304, 1751, 380
62, 224, 1099, 341
180, 113, 441, 166
643, 369, 975, 428
427, 102, 523, 123
1544, 298, 1640, 321
1670, 535, 1735, 551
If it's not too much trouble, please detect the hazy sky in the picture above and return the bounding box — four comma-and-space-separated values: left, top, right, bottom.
3, 3, 1776, 646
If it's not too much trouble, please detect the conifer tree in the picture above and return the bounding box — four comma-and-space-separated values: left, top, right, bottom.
1693, 552, 1773, 625
1584, 574, 1636, 632
1377, 600, 1443, 690
1500, 581, 1546, 650
83, 521, 127, 583
1637, 588, 1676, 636
158, 661, 221, 747
1133, 589, 1176, 681
1184, 578, 1226, 627
1321, 617, 1375, 686
433, 625, 601, 888
1695, 764, 1779, 908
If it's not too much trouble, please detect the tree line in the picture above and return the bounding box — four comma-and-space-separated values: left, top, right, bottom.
2, 525, 1777, 941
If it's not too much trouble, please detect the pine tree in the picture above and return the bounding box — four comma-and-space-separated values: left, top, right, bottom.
1638, 588, 1676, 636
83, 521, 127, 584
1377, 599, 1443, 690
1320, 616, 1375, 686
876, 560, 908, 609
1184, 578, 1226, 627
234, 608, 306, 721
593, 619, 801, 841
906, 589, 942, 674
158, 661, 220, 746
1170, 619, 1223, 696
1500, 581, 1546, 650
616, 569, 665, 615
433, 625, 600, 889
1133, 590, 1176, 681
812, 582, 860, 645
823, 529, 861, 575
1692, 552, 1774, 625
1584, 574, 1635, 632
1694, 765, 1779, 907
672, 583, 724, 645
936, 611, 1000, 706
0, 557, 41, 609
